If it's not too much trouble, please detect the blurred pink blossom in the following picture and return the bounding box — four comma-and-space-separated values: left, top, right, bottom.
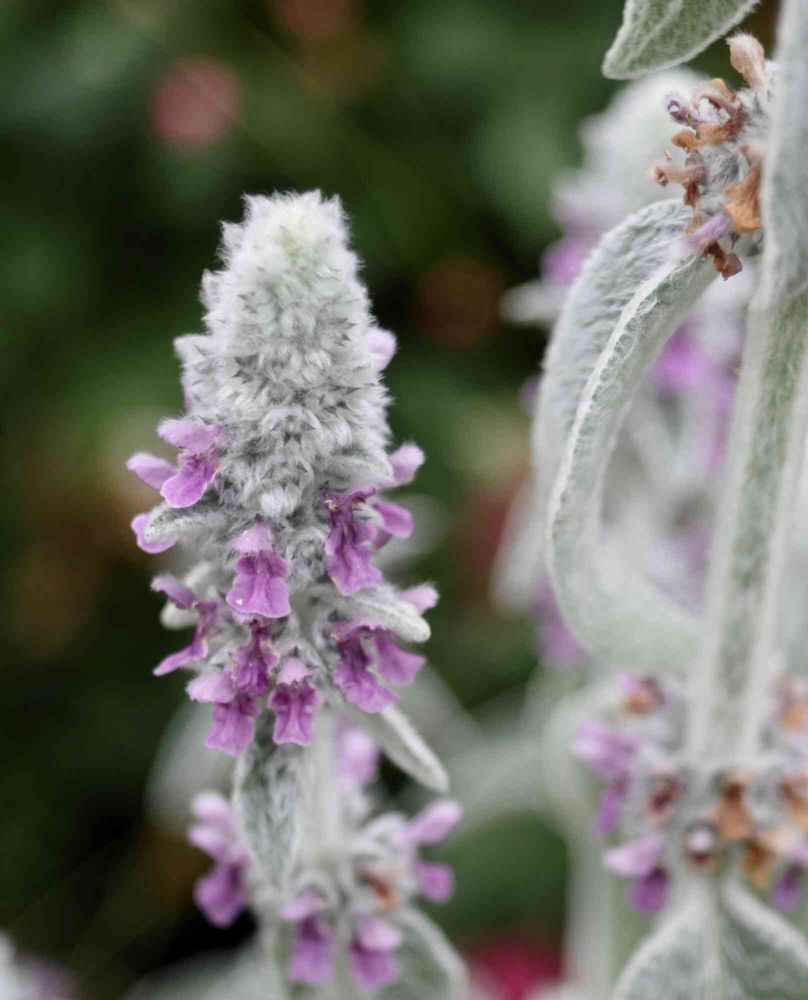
149, 58, 240, 150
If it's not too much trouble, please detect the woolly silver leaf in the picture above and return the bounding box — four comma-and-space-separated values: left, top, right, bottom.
612, 878, 808, 999
348, 704, 449, 793
234, 715, 310, 892
335, 586, 430, 643
544, 204, 714, 668
378, 909, 467, 1000
142, 501, 225, 543
759, 0, 808, 307
602, 0, 758, 80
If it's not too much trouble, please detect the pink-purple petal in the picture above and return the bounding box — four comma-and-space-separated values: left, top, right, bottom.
415, 860, 455, 902
375, 500, 414, 539
604, 835, 663, 878
127, 452, 176, 489
158, 418, 220, 452
204, 699, 258, 756
373, 633, 425, 686
288, 916, 335, 985
389, 444, 424, 486
161, 450, 219, 508
193, 861, 247, 928
400, 800, 462, 845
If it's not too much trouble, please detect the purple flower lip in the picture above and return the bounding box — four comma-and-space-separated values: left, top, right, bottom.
187, 670, 259, 756
188, 792, 249, 928
573, 720, 638, 780
225, 522, 291, 619
398, 800, 462, 845
324, 487, 383, 596
149, 418, 222, 509
268, 657, 323, 746
388, 443, 424, 486
151, 575, 219, 675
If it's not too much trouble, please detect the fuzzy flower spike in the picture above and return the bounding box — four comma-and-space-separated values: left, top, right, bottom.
126, 193, 445, 795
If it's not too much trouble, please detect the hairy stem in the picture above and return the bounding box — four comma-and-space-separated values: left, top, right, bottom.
689, 292, 808, 760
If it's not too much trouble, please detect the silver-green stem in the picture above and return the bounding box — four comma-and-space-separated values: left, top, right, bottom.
688, 292, 808, 761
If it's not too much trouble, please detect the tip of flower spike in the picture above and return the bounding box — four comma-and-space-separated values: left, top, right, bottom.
217, 192, 358, 323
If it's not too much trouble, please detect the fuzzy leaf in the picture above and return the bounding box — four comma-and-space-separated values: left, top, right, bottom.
233, 715, 310, 891
336, 586, 430, 643
759, 0, 808, 307
349, 704, 449, 793
612, 879, 808, 999
143, 500, 225, 543
378, 909, 467, 1000
602, 0, 757, 79
542, 201, 714, 668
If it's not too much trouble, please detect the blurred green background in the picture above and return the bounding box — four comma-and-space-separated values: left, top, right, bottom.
0, 1, 778, 997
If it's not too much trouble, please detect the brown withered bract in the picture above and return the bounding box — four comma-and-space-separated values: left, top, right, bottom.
623, 677, 663, 715
724, 167, 762, 234
362, 870, 401, 912
728, 33, 767, 91
782, 774, 808, 832
740, 834, 776, 890
710, 771, 754, 840
703, 242, 743, 280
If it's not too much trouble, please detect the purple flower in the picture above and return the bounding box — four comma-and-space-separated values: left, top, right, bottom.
573, 720, 638, 781
399, 583, 439, 613
267, 658, 323, 746
389, 444, 424, 486
399, 800, 463, 845
772, 844, 808, 911
682, 212, 731, 255
629, 867, 669, 914
605, 835, 669, 914
536, 585, 584, 666
541, 232, 594, 286
332, 625, 398, 713
126, 452, 176, 489
593, 781, 627, 837
604, 834, 663, 878
230, 622, 278, 696
225, 522, 291, 619
373, 631, 425, 686
187, 671, 258, 756
374, 500, 414, 542
151, 575, 218, 675
773, 866, 803, 912
368, 328, 397, 370
338, 724, 380, 789
349, 916, 403, 991
651, 325, 712, 394
415, 860, 455, 902
335, 620, 425, 689
188, 792, 249, 928
282, 891, 336, 985
131, 512, 176, 554
157, 418, 221, 508
324, 488, 383, 596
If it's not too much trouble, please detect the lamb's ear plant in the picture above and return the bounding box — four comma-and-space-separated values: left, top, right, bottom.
128, 192, 465, 998
533, 0, 808, 994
